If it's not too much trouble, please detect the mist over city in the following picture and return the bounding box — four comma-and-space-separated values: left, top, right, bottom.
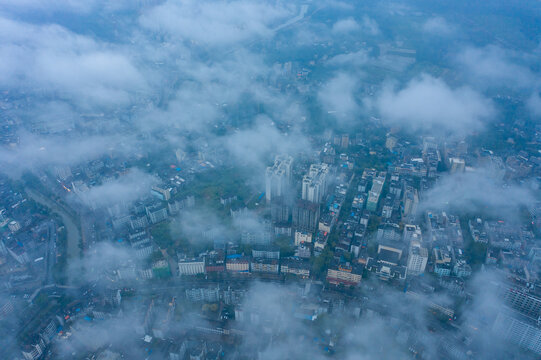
0, 1, 540, 359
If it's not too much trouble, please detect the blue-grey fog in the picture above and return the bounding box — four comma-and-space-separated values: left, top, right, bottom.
0, 0, 540, 359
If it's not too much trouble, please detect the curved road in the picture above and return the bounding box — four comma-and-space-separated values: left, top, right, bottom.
25, 188, 81, 259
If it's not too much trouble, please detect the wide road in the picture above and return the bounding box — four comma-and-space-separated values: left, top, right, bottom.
44, 220, 57, 285
25, 188, 81, 260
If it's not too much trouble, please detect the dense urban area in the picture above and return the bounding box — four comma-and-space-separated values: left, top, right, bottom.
0, 0, 540, 359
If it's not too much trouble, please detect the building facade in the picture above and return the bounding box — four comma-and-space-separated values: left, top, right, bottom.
265, 155, 293, 202
407, 241, 428, 275
178, 259, 205, 275
301, 163, 329, 203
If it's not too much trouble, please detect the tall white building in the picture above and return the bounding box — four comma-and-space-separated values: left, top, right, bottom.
401, 186, 419, 219
407, 241, 428, 276
366, 172, 386, 212
265, 155, 293, 202
301, 163, 329, 203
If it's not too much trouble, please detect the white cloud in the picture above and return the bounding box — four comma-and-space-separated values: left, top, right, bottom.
139, 0, 293, 46
456, 45, 540, 90
331, 18, 360, 34
0, 17, 146, 108
360, 16, 380, 35
527, 91, 541, 118
0, 132, 132, 174
422, 16, 455, 36
332, 16, 380, 36
318, 73, 359, 117
0, 0, 137, 15
0, 0, 97, 14
224, 118, 311, 169
420, 168, 534, 220
327, 49, 370, 67
372, 74, 495, 135
75, 169, 159, 209
68, 242, 134, 283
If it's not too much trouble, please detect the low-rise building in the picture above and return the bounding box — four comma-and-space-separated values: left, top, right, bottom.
326, 262, 362, 286
280, 258, 310, 278
205, 250, 225, 273
226, 255, 250, 273
178, 256, 205, 276
252, 245, 280, 260
294, 231, 312, 246
251, 258, 279, 274
186, 287, 220, 303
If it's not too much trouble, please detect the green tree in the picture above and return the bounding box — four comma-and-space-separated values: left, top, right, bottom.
274, 236, 295, 258
151, 222, 173, 249
312, 247, 333, 279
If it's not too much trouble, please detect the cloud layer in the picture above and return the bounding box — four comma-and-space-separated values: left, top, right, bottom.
372, 75, 495, 135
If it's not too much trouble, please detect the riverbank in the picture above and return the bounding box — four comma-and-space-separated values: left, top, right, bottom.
24, 188, 81, 260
